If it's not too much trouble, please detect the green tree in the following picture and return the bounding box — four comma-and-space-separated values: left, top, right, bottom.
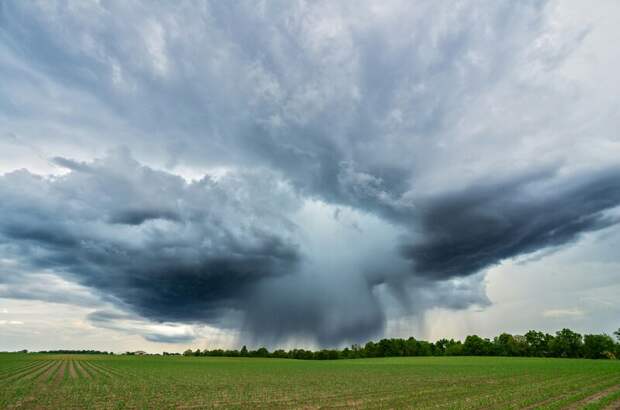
182, 349, 193, 356
524, 330, 553, 357
550, 328, 583, 358
364, 341, 378, 357
435, 339, 449, 356
445, 340, 463, 356
417, 341, 434, 356
271, 349, 288, 358
494, 333, 523, 356
614, 328, 620, 342
463, 335, 495, 356
240, 345, 248, 357
254, 347, 269, 357
583, 334, 616, 359
404, 337, 419, 356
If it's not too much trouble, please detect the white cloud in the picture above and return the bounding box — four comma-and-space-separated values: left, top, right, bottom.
543, 308, 585, 319
0, 320, 23, 325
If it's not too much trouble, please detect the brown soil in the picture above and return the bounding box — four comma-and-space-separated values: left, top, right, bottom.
74, 361, 92, 379
3, 361, 49, 382
68, 361, 77, 379
565, 384, 620, 410
603, 400, 620, 410
36, 361, 61, 383
19, 361, 55, 382
53, 361, 67, 385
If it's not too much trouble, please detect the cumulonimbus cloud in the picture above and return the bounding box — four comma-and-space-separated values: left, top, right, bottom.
0, 150, 301, 326
1, 151, 619, 346
401, 168, 620, 279
1, 1, 620, 346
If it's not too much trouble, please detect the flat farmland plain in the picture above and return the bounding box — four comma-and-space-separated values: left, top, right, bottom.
1, 354, 620, 409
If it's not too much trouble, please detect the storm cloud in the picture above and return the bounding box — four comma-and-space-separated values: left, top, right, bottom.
1, 1, 620, 347
0, 150, 301, 325
402, 168, 620, 279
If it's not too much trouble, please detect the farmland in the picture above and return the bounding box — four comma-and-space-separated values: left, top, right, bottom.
1, 353, 620, 409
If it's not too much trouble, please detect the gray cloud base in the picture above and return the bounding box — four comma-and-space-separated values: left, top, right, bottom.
402, 169, 620, 279
0, 151, 300, 326
2, 152, 619, 346
1, 1, 620, 345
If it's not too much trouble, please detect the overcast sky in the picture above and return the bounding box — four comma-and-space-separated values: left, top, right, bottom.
1, 0, 619, 353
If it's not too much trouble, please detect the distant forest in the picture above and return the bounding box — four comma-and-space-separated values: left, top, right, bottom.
19, 328, 619, 360
181, 328, 620, 360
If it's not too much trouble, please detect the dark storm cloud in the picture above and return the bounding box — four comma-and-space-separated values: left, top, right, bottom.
0, 151, 495, 347
0, 151, 301, 327
242, 274, 386, 346
401, 169, 620, 279
0, 0, 555, 172
142, 332, 196, 344
1, 0, 619, 346
108, 209, 180, 225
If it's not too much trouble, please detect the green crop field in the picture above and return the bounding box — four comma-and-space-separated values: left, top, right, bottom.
1, 353, 620, 409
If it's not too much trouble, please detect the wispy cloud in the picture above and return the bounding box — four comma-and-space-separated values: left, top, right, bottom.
543, 308, 585, 319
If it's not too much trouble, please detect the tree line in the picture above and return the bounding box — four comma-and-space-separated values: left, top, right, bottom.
37, 349, 113, 355
183, 328, 620, 360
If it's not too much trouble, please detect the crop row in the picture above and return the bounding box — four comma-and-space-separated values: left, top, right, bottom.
0, 359, 121, 385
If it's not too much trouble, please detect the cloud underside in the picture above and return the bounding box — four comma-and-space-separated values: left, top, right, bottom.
403, 169, 620, 279
1, 152, 619, 345
1, 1, 620, 345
